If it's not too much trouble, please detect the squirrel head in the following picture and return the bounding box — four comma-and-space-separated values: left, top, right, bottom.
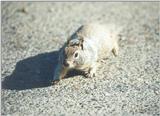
63, 37, 85, 68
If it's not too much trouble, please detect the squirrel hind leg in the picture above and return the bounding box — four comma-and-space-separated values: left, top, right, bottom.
112, 42, 119, 56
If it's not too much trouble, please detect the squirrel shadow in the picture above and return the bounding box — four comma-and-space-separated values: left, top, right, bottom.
2, 51, 82, 91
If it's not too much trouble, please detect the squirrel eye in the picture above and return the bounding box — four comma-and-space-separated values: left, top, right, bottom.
74, 53, 78, 58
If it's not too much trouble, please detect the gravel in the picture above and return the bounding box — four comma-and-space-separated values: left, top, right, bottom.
1, 2, 160, 116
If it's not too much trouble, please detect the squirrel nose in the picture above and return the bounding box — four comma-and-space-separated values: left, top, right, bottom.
64, 61, 69, 67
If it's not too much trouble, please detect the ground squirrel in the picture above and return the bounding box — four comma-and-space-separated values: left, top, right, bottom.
52, 23, 120, 84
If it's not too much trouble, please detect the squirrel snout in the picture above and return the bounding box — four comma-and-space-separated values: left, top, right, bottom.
63, 61, 70, 67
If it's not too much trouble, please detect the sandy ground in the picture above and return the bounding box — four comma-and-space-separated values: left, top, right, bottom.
1, 2, 160, 116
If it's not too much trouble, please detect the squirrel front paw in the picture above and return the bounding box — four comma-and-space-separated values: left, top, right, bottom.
52, 74, 66, 85
52, 75, 65, 85
51, 79, 60, 85
84, 68, 96, 78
